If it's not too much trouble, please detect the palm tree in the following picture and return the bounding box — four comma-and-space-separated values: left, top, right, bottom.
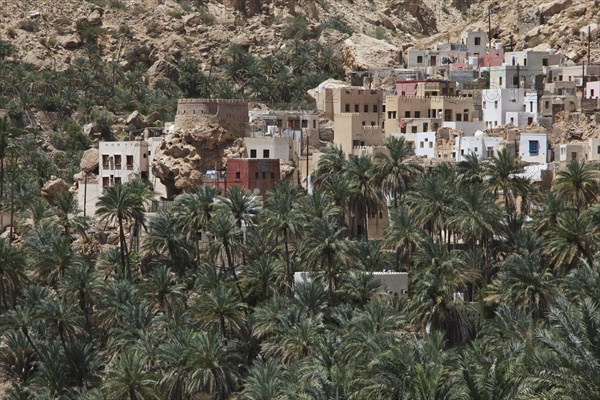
373, 135, 421, 207
530, 297, 600, 399
0, 330, 37, 385
242, 254, 286, 302
486, 250, 558, 319
263, 180, 304, 292
345, 154, 384, 240
103, 350, 158, 400
313, 145, 346, 188
543, 209, 597, 268
59, 263, 100, 331
300, 217, 350, 296
483, 148, 527, 214
143, 212, 193, 276
456, 153, 485, 185
53, 191, 79, 237
0, 237, 27, 310
405, 172, 457, 242
410, 238, 477, 345
96, 183, 146, 278
240, 359, 285, 400
208, 211, 244, 300
383, 206, 422, 270
140, 266, 183, 312
553, 159, 599, 213
172, 185, 220, 258
185, 330, 240, 400
192, 283, 245, 337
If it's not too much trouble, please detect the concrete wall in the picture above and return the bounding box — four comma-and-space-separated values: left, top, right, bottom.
244, 137, 293, 161
453, 135, 502, 161
482, 89, 537, 128
519, 133, 548, 164
442, 121, 485, 136
293, 271, 408, 296
99, 141, 149, 189
460, 31, 487, 55
334, 113, 385, 155
586, 81, 600, 99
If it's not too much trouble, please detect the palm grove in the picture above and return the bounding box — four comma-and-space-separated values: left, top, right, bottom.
2, 132, 600, 399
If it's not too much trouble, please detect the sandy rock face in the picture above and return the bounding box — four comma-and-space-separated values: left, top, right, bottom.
80, 148, 99, 174
538, 0, 572, 18
41, 177, 69, 202
151, 120, 240, 196
147, 58, 180, 87
340, 34, 401, 72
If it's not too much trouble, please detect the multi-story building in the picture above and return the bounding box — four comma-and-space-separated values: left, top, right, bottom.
548, 64, 600, 88
504, 50, 562, 70
482, 88, 538, 128
460, 31, 488, 55
203, 158, 281, 197
586, 81, 600, 99
559, 143, 586, 162
385, 95, 475, 136
452, 131, 503, 162
488, 65, 543, 90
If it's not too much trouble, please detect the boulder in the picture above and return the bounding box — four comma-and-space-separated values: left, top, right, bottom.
41, 177, 69, 202
152, 120, 240, 196
538, 0, 572, 18
80, 148, 99, 174
83, 122, 101, 138
147, 58, 179, 87
59, 35, 81, 49
87, 8, 103, 26
340, 34, 401, 73
318, 29, 349, 56
126, 110, 147, 129
182, 13, 203, 27
146, 111, 161, 125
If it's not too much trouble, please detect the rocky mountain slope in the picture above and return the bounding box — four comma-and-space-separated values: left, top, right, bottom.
2, 0, 597, 80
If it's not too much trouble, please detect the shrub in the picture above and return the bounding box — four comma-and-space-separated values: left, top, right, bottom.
167, 10, 183, 19
374, 26, 385, 40
282, 16, 314, 40
76, 19, 102, 44
0, 39, 14, 59
18, 19, 39, 33
317, 16, 353, 36
199, 6, 215, 25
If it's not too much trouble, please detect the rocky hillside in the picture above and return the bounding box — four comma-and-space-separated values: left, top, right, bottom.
2, 0, 597, 79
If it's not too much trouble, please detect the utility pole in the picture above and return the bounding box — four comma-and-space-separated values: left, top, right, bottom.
588, 25, 591, 65
306, 133, 309, 192
83, 172, 87, 227
9, 153, 15, 245
488, 5, 492, 52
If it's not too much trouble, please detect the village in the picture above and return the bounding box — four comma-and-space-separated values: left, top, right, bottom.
74, 28, 600, 245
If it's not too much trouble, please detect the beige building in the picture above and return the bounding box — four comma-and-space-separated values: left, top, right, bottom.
315, 86, 384, 122
333, 114, 385, 155
559, 143, 586, 162
384, 95, 475, 136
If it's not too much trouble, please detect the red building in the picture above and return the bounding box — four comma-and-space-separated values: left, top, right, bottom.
204, 159, 281, 196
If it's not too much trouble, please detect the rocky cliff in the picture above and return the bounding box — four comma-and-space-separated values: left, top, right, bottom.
2, 0, 597, 79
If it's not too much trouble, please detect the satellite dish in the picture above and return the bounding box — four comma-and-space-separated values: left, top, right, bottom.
253, 188, 260, 195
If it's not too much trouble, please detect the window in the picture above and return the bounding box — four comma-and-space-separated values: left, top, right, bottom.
102, 155, 109, 168
420, 142, 424, 148
414, 111, 421, 118
597, 145, 600, 154
262, 172, 266, 179
364, 105, 369, 112
114, 177, 121, 185
250, 149, 257, 158
494, 101, 498, 109
114, 155, 121, 169
271, 172, 275, 179
474, 37, 481, 45
373, 105, 378, 113
572, 152, 577, 160
487, 147, 494, 158
545, 101, 550, 109
355, 104, 359, 112
429, 142, 433, 148
313, 120, 316, 128
405, 111, 411, 118
102, 177, 109, 188
543, 58, 548, 66
301, 119, 307, 128
513, 76, 519, 86
483, 101, 486, 109
417, 55, 423, 63
126, 155, 133, 170
529, 140, 539, 155
591, 89, 595, 98
235, 172, 241, 180
499, 77, 503, 86
411, 126, 417, 133
362, 121, 366, 126
263, 149, 270, 158
255, 172, 259, 179
523, 58, 527, 66
345, 104, 350, 112
529, 101, 533, 112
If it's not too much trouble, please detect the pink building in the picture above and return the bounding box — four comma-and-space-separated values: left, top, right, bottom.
396, 81, 420, 96
479, 49, 504, 68
586, 81, 600, 99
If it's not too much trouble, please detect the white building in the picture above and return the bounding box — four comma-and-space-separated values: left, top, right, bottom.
244, 136, 296, 162
397, 132, 436, 159
442, 121, 486, 136
453, 131, 502, 161
504, 50, 562, 70
519, 132, 548, 164
482, 88, 538, 128
559, 143, 586, 162
460, 31, 487, 55
78, 138, 169, 215
588, 138, 600, 161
